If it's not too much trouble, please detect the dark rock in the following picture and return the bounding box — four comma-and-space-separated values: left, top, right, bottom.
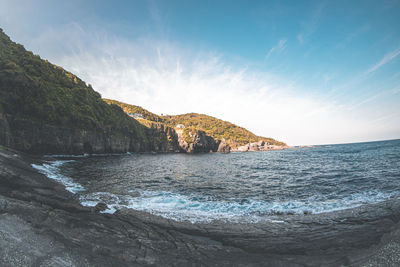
94, 203, 108, 212
144, 122, 181, 152
176, 129, 220, 153
0, 114, 181, 154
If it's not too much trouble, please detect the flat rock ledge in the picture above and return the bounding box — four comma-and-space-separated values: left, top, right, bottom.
1, 145, 400, 266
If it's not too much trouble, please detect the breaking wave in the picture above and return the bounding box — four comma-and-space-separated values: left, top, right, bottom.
31, 160, 85, 194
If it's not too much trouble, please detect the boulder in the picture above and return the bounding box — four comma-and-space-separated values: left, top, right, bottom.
217, 140, 231, 153
249, 142, 260, 151
94, 202, 108, 213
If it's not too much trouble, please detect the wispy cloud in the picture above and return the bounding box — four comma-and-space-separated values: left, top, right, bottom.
297, 1, 326, 44
265, 38, 287, 59
147, 0, 166, 35
336, 24, 370, 49
349, 92, 385, 110
366, 47, 400, 75
297, 34, 304, 44
392, 87, 400, 94
5, 21, 399, 145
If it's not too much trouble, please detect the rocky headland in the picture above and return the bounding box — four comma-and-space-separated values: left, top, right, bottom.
103, 99, 289, 154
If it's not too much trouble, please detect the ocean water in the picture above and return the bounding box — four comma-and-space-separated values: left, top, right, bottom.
33, 139, 400, 223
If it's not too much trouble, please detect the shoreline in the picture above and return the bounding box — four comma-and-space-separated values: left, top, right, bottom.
1, 145, 400, 266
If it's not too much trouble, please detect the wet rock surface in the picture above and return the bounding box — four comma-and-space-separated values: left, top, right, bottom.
1, 146, 400, 266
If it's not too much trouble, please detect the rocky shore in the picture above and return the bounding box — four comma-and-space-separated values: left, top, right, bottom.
231, 140, 293, 152
1, 145, 400, 266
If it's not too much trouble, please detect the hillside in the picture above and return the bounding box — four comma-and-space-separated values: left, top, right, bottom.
0, 28, 179, 153
164, 113, 286, 147
102, 99, 286, 147
103, 99, 165, 123
0, 29, 144, 132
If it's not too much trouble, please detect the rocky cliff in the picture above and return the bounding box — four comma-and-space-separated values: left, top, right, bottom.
103, 99, 290, 153
0, 113, 181, 154
144, 122, 181, 153
175, 129, 229, 153
0, 28, 287, 155
0, 29, 181, 154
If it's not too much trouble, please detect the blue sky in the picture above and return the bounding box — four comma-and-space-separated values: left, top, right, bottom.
1, 0, 399, 145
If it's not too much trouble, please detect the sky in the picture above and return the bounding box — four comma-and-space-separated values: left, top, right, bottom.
0, 0, 399, 145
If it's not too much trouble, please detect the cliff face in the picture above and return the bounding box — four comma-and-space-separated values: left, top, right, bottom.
0, 113, 180, 155
175, 129, 230, 153
0, 115, 128, 154
144, 123, 181, 153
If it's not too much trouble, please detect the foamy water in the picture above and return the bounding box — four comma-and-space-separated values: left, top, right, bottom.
32, 161, 85, 193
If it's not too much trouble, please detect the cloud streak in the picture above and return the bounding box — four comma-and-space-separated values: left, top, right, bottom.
266, 38, 287, 59
297, 1, 325, 44
366, 47, 400, 75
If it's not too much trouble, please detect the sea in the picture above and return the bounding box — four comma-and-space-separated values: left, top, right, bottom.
32, 139, 400, 223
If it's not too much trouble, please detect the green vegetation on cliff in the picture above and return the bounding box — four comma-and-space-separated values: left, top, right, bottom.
0, 28, 147, 141
103, 99, 165, 123
103, 100, 286, 147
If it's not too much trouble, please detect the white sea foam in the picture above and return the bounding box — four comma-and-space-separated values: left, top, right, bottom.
31, 160, 85, 194
44, 152, 132, 158
44, 154, 90, 158
78, 189, 398, 223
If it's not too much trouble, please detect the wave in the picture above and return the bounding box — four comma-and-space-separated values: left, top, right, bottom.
44, 154, 90, 158
44, 152, 132, 158
31, 160, 85, 194
31, 160, 399, 222
78, 189, 398, 223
